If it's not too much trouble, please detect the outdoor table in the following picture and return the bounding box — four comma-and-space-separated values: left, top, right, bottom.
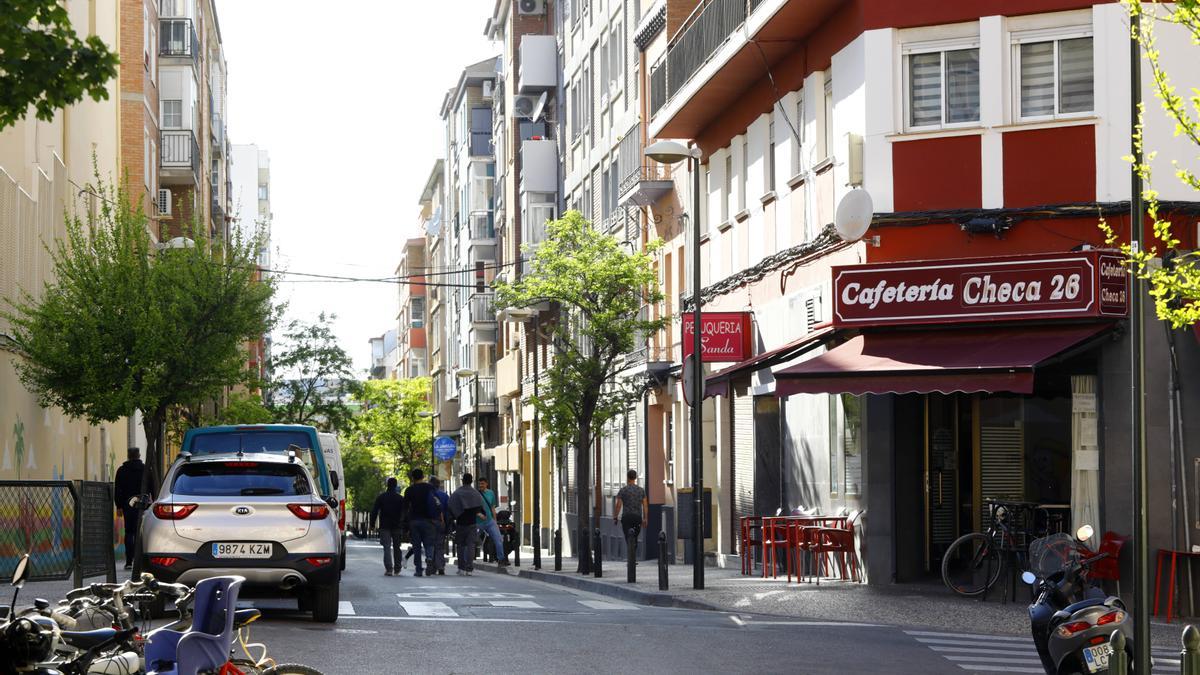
1154, 548, 1200, 623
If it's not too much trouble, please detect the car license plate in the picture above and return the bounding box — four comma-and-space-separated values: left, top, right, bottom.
212, 542, 273, 559
1083, 643, 1112, 673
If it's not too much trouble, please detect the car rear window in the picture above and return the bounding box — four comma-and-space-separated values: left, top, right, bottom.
189, 431, 313, 455
171, 462, 312, 497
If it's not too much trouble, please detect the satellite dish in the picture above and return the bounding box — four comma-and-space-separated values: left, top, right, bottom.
834, 188, 874, 242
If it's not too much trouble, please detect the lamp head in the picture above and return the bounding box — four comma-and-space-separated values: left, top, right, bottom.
455, 368, 477, 379
644, 140, 692, 165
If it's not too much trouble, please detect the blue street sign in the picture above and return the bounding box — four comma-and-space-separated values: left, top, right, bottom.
433, 435, 457, 461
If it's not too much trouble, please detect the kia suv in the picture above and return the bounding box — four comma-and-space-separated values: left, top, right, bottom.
140, 452, 341, 622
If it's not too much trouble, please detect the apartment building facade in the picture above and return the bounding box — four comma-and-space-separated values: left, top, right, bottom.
0, 0, 130, 482
231, 144, 272, 383
440, 57, 503, 481
420, 160, 463, 460
395, 238, 429, 381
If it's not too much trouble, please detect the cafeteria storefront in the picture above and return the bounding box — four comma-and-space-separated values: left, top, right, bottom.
773, 251, 1129, 583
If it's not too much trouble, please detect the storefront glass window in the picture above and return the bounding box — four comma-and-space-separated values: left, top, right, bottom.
842, 394, 863, 496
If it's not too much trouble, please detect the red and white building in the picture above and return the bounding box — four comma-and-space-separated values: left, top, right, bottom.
631, 0, 1200, 586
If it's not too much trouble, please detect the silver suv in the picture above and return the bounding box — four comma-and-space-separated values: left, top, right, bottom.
140, 452, 341, 622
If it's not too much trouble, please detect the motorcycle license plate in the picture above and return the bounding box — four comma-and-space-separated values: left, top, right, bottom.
212, 542, 273, 559
1083, 643, 1112, 673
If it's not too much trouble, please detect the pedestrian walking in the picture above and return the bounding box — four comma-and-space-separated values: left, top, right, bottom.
613, 469, 648, 543
448, 473, 484, 575
478, 476, 498, 513
370, 477, 407, 576
476, 480, 509, 568
429, 477, 450, 575
113, 447, 145, 570
404, 468, 437, 577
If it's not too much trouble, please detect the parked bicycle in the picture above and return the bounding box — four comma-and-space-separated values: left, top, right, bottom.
941, 499, 1057, 598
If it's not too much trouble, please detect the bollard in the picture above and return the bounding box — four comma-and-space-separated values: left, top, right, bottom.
514, 531, 521, 567
593, 528, 603, 578
1108, 630, 1127, 675
658, 531, 669, 591
1183, 624, 1200, 675
553, 529, 562, 571
627, 528, 637, 584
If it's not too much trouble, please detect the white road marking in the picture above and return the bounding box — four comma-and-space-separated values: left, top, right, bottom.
577, 600, 638, 610
943, 655, 1043, 664
742, 620, 884, 627
931, 646, 1041, 656
488, 600, 541, 609
396, 592, 532, 599
909, 629, 1176, 674
333, 628, 376, 635
337, 601, 355, 616
916, 638, 1034, 648
343, 615, 564, 624
398, 601, 458, 617
907, 630, 1031, 642
729, 615, 746, 626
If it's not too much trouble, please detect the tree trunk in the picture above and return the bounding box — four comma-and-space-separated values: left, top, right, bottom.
574, 412, 593, 574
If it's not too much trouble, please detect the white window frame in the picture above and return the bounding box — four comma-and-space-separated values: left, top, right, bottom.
1011, 27, 1094, 123
792, 90, 806, 176
161, 99, 182, 129
901, 38, 982, 131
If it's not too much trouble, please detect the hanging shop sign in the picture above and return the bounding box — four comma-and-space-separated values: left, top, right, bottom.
681, 312, 754, 362
832, 251, 1129, 327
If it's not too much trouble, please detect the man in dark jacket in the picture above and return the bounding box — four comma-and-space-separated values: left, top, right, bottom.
448, 473, 485, 576
113, 448, 145, 569
403, 469, 436, 577
370, 477, 408, 576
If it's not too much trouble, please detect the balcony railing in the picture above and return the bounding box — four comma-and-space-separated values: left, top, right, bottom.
159, 18, 199, 67
211, 113, 225, 152
160, 130, 199, 175
469, 293, 496, 324
469, 212, 495, 240
619, 163, 671, 197
461, 376, 498, 413
652, 0, 758, 117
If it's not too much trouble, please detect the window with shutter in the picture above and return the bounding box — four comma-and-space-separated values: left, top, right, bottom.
906, 47, 979, 128
1017, 35, 1093, 119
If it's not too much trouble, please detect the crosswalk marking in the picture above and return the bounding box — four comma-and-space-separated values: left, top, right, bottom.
399, 601, 458, 617
577, 599, 638, 610
489, 600, 541, 609
908, 629, 1177, 673
337, 601, 355, 616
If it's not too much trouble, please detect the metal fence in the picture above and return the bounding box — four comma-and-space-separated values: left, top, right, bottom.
0, 480, 116, 585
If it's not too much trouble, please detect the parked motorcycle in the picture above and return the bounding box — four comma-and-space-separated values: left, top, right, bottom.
1023, 525, 1135, 674
495, 510, 517, 558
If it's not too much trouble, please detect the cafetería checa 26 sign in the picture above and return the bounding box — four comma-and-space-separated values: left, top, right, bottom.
832, 251, 1129, 327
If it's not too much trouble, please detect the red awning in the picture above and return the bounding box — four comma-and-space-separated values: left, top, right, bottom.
774, 323, 1114, 396
703, 325, 834, 399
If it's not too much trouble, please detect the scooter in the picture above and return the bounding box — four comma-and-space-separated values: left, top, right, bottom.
1023, 525, 1135, 674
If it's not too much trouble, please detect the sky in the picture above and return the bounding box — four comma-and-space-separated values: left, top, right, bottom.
219, 0, 498, 375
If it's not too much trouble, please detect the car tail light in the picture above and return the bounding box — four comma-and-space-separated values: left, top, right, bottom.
1055, 620, 1092, 638
1096, 610, 1126, 626
152, 503, 197, 520
338, 499, 346, 531
287, 503, 329, 520
149, 557, 180, 567
305, 557, 333, 567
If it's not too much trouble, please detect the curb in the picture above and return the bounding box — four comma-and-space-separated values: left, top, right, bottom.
472, 561, 728, 613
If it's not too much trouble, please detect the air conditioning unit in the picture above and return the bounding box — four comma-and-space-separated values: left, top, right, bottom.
517, 0, 546, 15
157, 188, 172, 216
513, 94, 538, 119
482, 80, 494, 98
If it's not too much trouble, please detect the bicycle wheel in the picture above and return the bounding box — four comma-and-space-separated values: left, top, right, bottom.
263, 664, 325, 675
941, 532, 1003, 597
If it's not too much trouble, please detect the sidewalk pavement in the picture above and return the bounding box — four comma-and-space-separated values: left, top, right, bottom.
479, 553, 1191, 649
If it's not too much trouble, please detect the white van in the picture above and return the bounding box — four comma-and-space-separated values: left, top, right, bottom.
318, 432, 347, 569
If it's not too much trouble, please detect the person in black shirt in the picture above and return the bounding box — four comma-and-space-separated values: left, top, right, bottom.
113, 448, 145, 570
448, 473, 485, 575
370, 477, 408, 576
403, 469, 437, 577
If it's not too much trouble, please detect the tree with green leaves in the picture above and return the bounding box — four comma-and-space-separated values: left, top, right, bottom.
494, 211, 665, 572
342, 442, 387, 521
1108, 1, 1200, 326
4, 177, 275, 489
0, 0, 120, 130
206, 392, 274, 426
265, 314, 358, 432
345, 378, 433, 478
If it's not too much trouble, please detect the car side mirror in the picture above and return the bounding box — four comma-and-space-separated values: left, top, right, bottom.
330, 471, 340, 490
324, 496, 338, 511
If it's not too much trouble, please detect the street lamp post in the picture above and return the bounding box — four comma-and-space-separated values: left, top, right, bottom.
645, 140, 705, 590
417, 411, 438, 478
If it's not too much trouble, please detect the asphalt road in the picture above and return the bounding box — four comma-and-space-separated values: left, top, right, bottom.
237, 542, 1182, 674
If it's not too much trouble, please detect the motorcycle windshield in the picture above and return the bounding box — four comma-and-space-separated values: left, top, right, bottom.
1028, 533, 1079, 578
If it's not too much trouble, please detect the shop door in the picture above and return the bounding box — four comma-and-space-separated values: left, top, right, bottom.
753, 396, 782, 517
730, 380, 755, 552
924, 394, 968, 571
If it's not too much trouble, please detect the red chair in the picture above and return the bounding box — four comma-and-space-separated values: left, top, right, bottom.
762, 518, 794, 580
740, 517, 763, 575
1088, 531, 1128, 596
810, 510, 864, 583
